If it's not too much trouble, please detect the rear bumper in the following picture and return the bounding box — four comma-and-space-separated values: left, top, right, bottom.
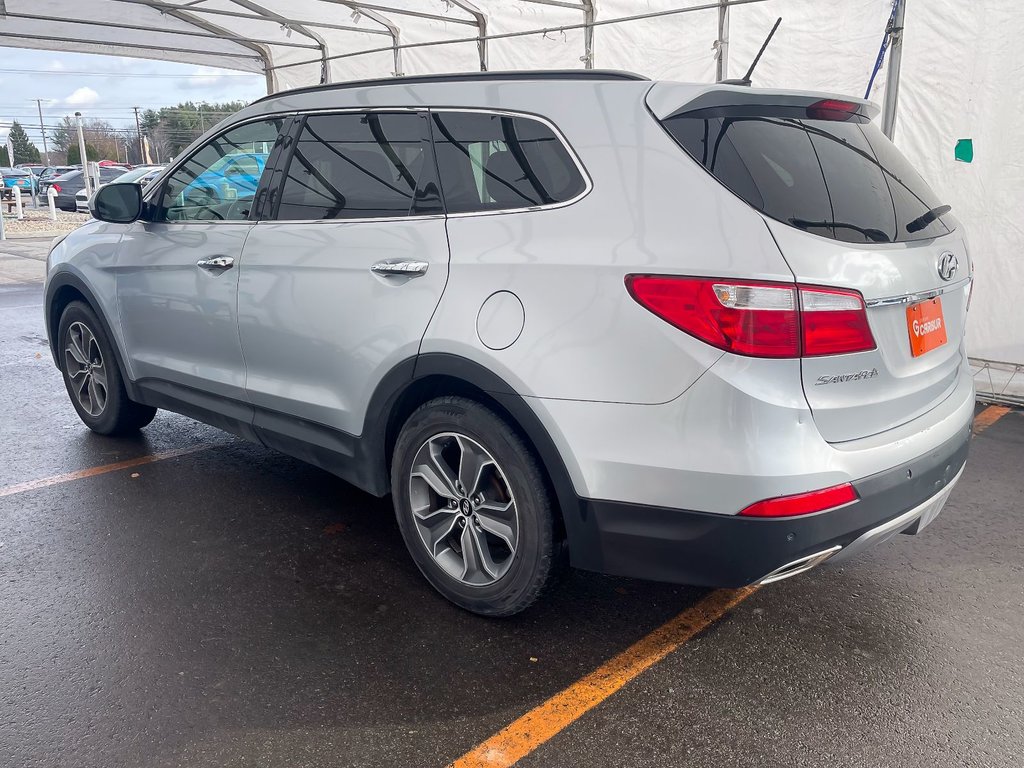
572, 423, 970, 587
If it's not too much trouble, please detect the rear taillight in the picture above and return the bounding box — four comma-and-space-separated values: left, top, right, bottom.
738, 483, 858, 517
799, 285, 876, 356
52, 184, 61, 193
625, 276, 875, 358
806, 99, 861, 121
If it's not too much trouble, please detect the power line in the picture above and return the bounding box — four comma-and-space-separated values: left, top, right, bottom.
0, 67, 260, 78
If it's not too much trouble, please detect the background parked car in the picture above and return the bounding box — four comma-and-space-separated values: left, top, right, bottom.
1, 167, 34, 199
38, 166, 78, 188
76, 166, 164, 214
48, 167, 127, 212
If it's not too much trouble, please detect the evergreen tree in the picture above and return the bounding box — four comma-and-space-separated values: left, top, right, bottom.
9, 121, 41, 164
66, 142, 101, 165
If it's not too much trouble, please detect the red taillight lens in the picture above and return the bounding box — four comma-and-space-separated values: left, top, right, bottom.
739, 483, 858, 518
52, 184, 61, 193
625, 276, 799, 358
806, 99, 861, 121
626, 276, 875, 358
799, 286, 875, 356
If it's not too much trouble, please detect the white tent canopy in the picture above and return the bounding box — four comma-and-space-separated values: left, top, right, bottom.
2, 0, 1022, 381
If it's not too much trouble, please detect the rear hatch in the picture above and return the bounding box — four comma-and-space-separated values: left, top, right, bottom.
649, 85, 971, 443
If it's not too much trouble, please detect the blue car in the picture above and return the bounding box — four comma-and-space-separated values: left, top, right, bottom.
181, 152, 267, 204
1, 167, 34, 199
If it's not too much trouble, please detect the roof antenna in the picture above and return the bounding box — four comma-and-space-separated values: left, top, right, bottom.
721, 17, 782, 86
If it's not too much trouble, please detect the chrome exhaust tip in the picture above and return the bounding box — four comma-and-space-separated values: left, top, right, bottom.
757, 545, 842, 585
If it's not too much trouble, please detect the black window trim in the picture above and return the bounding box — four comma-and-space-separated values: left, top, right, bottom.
428, 106, 593, 218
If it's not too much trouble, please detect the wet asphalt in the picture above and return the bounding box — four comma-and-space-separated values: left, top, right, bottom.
1, 261, 1022, 768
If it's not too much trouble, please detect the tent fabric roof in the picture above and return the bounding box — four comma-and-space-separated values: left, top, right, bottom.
2, 0, 1023, 371
0, 0, 759, 92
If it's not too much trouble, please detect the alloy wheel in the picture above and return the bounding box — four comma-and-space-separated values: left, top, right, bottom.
64, 321, 108, 417
408, 432, 520, 587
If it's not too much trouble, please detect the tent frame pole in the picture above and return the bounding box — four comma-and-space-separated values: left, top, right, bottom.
716, 0, 730, 81
881, 0, 905, 139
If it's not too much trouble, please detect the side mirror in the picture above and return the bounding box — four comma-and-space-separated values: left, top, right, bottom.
90, 183, 143, 224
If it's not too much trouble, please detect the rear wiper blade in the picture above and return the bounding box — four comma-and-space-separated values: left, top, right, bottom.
905, 204, 952, 233
789, 218, 891, 243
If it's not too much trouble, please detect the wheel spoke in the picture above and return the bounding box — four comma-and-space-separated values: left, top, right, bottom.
456, 436, 493, 498
460, 523, 498, 582
411, 462, 459, 502
66, 328, 88, 366
87, 376, 102, 415
90, 364, 107, 391
475, 508, 517, 552
425, 513, 462, 558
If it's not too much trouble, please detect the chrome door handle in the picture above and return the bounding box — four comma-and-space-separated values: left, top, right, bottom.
370, 260, 429, 277
197, 256, 234, 270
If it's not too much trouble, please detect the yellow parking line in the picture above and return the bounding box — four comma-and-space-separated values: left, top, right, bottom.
448, 586, 758, 768
973, 405, 1011, 436
0, 444, 215, 499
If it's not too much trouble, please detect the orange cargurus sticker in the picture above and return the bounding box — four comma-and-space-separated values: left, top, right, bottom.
906, 297, 947, 357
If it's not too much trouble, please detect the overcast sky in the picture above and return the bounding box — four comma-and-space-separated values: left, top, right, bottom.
0, 48, 267, 153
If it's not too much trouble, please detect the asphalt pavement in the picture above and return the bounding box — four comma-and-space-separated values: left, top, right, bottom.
1, 263, 1021, 768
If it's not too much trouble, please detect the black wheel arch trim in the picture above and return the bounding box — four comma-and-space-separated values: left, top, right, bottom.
361, 352, 603, 570
44, 269, 141, 401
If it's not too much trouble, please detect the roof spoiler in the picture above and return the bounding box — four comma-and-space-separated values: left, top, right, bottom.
646, 84, 880, 122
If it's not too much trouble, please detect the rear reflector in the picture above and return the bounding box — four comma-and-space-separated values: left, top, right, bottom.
739, 483, 858, 518
625, 276, 875, 358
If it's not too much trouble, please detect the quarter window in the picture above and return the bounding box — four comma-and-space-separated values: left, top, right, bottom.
430, 111, 587, 214
158, 119, 283, 222
274, 112, 434, 221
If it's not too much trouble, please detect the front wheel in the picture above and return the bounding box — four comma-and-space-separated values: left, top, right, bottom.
391, 397, 564, 617
58, 301, 157, 435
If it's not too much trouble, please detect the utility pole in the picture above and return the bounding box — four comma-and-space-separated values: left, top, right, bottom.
75, 111, 91, 197
133, 106, 144, 165
35, 99, 50, 165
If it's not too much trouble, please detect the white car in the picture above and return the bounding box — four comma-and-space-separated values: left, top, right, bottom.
77, 166, 164, 214
45, 72, 972, 616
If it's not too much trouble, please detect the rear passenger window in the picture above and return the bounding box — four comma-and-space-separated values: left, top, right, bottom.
431, 111, 587, 214
275, 112, 433, 220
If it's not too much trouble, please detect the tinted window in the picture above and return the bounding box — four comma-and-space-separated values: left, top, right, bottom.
431, 111, 587, 214
99, 167, 126, 183
662, 110, 952, 243
159, 119, 282, 222
275, 112, 433, 220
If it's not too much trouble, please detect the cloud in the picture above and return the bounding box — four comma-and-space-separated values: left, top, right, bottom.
179, 67, 224, 89
64, 87, 100, 106
47, 60, 66, 72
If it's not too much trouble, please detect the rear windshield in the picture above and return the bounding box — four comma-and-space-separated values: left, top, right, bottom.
661, 107, 953, 243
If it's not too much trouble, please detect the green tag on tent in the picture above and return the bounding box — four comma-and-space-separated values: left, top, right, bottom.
955, 139, 973, 163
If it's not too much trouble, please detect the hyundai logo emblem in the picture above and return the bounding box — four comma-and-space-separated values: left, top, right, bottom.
937, 251, 958, 282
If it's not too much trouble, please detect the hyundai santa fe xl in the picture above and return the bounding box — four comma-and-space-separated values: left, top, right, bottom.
44, 71, 973, 616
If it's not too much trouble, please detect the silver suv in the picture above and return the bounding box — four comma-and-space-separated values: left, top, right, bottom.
45, 71, 973, 616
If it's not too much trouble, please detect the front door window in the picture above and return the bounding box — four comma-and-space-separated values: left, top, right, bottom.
157, 119, 283, 222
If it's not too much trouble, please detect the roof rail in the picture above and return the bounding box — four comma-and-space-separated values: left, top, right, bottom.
253, 69, 649, 104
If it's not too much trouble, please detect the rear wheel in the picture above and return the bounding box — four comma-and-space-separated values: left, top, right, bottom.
58, 301, 157, 435
392, 396, 564, 617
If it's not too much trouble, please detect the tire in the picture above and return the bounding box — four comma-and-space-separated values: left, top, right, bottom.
391, 396, 565, 617
57, 301, 157, 435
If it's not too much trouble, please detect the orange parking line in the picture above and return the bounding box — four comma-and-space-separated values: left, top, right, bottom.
448, 586, 758, 768
0, 444, 215, 499
973, 405, 1011, 436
